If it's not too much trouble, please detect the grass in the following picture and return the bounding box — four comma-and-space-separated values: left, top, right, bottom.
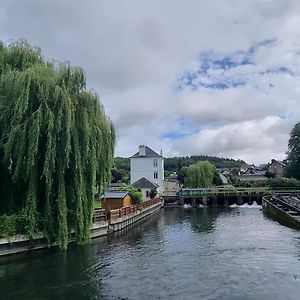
93, 201, 102, 209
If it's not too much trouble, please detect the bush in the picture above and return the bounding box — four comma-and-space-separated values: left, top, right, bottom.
0, 211, 28, 238
150, 189, 158, 199
267, 177, 300, 188
119, 185, 143, 204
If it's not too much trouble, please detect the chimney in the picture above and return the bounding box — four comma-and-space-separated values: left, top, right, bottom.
160, 150, 163, 156
139, 145, 146, 156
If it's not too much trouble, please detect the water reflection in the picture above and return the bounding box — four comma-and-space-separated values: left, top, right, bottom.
1, 207, 300, 300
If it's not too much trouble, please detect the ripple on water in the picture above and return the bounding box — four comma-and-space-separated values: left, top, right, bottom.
1, 207, 300, 300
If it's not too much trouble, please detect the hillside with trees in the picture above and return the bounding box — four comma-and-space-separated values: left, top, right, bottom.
113, 155, 244, 184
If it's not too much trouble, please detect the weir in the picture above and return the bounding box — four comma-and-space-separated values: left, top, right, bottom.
164, 187, 300, 207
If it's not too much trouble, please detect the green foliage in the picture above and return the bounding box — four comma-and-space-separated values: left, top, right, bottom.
0, 40, 115, 248
114, 157, 130, 171
185, 161, 216, 188
0, 211, 28, 238
178, 166, 188, 185
265, 171, 275, 179
233, 177, 300, 188
111, 168, 129, 183
164, 155, 243, 172
285, 122, 300, 180
150, 188, 158, 199
120, 185, 142, 204
111, 155, 243, 186
93, 201, 102, 209
268, 177, 300, 188
213, 170, 223, 185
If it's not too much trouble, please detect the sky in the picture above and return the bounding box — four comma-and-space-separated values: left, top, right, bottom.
1, 0, 300, 164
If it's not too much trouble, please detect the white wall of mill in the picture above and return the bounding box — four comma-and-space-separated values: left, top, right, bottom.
130, 157, 164, 192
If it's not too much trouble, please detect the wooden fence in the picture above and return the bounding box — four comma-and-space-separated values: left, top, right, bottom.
92, 209, 107, 223
108, 197, 161, 220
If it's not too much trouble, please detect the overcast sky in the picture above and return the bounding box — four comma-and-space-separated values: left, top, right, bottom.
1, 0, 300, 164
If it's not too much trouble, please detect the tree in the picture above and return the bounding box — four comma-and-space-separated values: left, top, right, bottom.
150, 188, 158, 199
212, 170, 223, 185
285, 122, 300, 180
0, 40, 115, 249
119, 185, 142, 204
111, 168, 128, 183
185, 161, 215, 188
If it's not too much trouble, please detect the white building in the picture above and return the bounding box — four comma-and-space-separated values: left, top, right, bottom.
132, 177, 158, 200
130, 145, 164, 193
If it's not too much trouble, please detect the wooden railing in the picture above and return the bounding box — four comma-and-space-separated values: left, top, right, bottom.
92, 209, 107, 223
108, 197, 161, 221
142, 197, 161, 208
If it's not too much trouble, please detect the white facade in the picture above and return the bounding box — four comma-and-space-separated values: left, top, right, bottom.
130, 145, 164, 193
140, 188, 152, 200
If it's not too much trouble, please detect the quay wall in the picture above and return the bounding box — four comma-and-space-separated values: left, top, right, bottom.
0, 198, 163, 257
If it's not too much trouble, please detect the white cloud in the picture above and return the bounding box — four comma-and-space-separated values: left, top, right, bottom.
1, 0, 300, 163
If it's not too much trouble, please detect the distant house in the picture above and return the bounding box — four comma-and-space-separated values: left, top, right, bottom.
242, 166, 258, 175
101, 191, 132, 210
130, 145, 164, 193
268, 159, 287, 179
234, 164, 268, 181
234, 174, 267, 181
240, 163, 250, 173
163, 172, 181, 197
132, 177, 158, 200
216, 167, 239, 177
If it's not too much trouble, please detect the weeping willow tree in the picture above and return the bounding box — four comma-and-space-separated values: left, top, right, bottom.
185, 161, 215, 188
0, 40, 115, 249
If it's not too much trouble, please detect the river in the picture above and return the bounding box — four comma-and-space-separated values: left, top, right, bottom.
1, 205, 300, 300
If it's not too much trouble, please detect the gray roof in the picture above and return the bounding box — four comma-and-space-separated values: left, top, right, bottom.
102, 191, 128, 199
130, 146, 161, 158
132, 177, 158, 189
234, 174, 267, 181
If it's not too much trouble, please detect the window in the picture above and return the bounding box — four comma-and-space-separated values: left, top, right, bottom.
146, 191, 150, 197
154, 172, 158, 179
153, 159, 158, 167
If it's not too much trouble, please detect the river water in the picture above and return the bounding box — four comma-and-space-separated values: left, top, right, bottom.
1, 205, 300, 300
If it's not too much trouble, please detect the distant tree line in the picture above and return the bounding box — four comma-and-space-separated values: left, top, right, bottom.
112, 155, 243, 185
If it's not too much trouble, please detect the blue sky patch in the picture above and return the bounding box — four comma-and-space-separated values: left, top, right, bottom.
177, 39, 278, 91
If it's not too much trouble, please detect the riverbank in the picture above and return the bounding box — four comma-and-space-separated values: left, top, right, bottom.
0, 198, 163, 257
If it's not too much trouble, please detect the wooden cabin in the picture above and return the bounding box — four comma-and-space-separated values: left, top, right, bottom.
101, 191, 132, 210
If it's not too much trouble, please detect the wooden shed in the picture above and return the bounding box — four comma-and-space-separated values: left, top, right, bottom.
101, 191, 132, 210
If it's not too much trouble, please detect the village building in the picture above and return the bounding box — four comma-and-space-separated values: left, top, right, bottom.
101, 191, 132, 210
268, 159, 287, 178
132, 177, 158, 200
163, 172, 181, 197
130, 145, 164, 193
240, 163, 251, 173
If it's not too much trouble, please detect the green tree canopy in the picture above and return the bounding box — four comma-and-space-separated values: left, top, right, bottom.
119, 185, 142, 204
185, 161, 216, 188
0, 40, 115, 248
285, 122, 300, 180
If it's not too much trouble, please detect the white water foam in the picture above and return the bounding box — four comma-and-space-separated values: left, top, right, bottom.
183, 204, 192, 209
